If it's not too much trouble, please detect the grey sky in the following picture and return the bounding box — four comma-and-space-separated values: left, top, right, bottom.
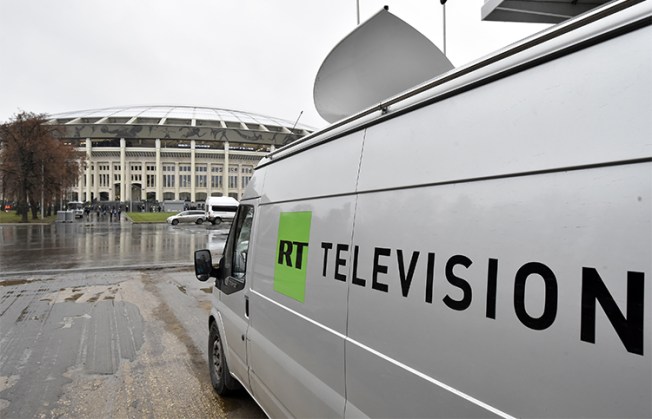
0, 0, 549, 129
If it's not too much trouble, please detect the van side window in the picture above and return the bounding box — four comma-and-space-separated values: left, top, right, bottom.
212, 205, 238, 213
231, 205, 254, 279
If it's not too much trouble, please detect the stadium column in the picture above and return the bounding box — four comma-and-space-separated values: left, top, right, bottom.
93, 161, 99, 204
175, 162, 180, 201
191, 139, 196, 202
120, 138, 126, 203
224, 141, 229, 197
85, 138, 92, 202
77, 167, 83, 202
140, 161, 145, 202
109, 163, 114, 201
207, 163, 212, 197
155, 139, 161, 201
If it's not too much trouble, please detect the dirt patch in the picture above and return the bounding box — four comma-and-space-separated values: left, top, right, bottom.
0, 279, 30, 287
45, 285, 123, 304
199, 300, 212, 314
65, 293, 84, 302
15, 307, 29, 322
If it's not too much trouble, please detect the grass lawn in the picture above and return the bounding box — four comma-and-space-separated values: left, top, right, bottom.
0, 212, 57, 224
127, 212, 172, 223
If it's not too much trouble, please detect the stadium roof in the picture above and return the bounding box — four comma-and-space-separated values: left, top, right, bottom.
46, 105, 313, 147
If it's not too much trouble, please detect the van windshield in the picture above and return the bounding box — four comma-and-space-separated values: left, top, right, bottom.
211, 205, 238, 212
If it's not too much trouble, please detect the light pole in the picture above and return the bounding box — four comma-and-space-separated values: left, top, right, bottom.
356, 0, 360, 25
40, 161, 44, 219
441, 0, 448, 56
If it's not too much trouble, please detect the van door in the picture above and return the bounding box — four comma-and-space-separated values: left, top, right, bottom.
218, 202, 256, 389
244, 128, 367, 417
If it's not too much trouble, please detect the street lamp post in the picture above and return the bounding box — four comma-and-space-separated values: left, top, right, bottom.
41, 162, 44, 220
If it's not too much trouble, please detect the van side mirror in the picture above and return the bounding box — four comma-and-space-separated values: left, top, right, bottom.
195, 249, 218, 282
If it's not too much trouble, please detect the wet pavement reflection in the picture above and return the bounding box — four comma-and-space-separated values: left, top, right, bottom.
0, 219, 230, 274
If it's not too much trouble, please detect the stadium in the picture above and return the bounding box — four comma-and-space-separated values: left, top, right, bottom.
45, 105, 312, 208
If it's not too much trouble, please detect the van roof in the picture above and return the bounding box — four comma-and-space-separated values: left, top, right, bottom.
260, 0, 647, 168
206, 196, 239, 204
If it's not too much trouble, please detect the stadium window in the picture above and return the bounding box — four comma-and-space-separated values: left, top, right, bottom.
242, 176, 251, 188
163, 175, 175, 188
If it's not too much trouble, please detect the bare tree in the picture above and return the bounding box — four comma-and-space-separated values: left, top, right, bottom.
0, 111, 83, 222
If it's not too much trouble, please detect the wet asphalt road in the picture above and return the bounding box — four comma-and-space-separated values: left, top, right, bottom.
0, 218, 228, 274
0, 218, 265, 418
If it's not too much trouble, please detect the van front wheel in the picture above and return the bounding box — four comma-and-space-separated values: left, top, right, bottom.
212, 218, 222, 226
208, 322, 240, 395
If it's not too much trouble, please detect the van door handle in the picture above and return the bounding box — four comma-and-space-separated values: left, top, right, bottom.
245, 295, 249, 318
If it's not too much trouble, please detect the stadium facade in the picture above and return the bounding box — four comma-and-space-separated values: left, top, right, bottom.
46, 105, 312, 206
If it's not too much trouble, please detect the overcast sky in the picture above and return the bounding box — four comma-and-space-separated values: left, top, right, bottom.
0, 0, 549, 129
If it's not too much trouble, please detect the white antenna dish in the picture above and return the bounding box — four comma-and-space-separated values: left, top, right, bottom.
314, 8, 454, 124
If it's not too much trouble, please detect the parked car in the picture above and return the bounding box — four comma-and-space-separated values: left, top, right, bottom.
166, 210, 206, 225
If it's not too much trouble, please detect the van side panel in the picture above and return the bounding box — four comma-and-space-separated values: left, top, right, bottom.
258, 131, 366, 203
346, 24, 651, 418
247, 131, 365, 417
356, 25, 651, 192
347, 164, 650, 418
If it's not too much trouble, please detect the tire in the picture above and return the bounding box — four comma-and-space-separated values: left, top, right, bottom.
208, 322, 240, 395
195, 218, 204, 225
212, 217, 222, 226
171, 219, 179, 225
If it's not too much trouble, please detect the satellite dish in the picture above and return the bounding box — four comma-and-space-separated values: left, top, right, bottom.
314, 8, 454, 124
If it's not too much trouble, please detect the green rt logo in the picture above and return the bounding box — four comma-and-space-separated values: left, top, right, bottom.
274, 211, 312, 302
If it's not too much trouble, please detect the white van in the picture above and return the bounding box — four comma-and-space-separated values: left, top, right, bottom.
66, 201, 84, 218
204, 196, 239, 225
194, 1, 651, 417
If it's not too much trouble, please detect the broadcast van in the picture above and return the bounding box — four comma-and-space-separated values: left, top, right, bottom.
194, 1, 651, 417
